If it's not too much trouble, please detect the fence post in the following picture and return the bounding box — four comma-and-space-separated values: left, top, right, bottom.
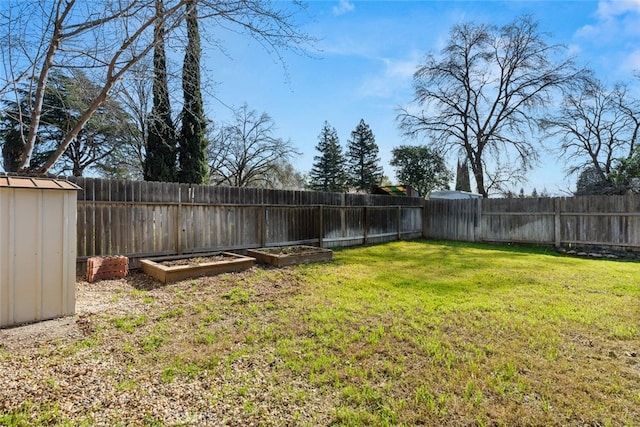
176, 186, 182, 255
474, 198, 483, 242
554, 198, 561, 247
260, 205, 267, 248
422, 200, 427, 238
318, 205, 324, 248
397, 206, 402, 241
363, 206, 368, 245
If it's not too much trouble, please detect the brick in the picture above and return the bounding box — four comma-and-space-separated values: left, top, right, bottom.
86, 256, 129, 282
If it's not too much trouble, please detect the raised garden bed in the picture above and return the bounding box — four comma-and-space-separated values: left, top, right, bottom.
140, 252, 255, 283
247, 245, 333, 267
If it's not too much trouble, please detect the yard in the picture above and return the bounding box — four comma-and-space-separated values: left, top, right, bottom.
1, 240, 639, 426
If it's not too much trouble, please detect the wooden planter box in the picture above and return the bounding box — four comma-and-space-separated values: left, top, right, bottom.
247, 245, 333, 267
140, 252, 255, 283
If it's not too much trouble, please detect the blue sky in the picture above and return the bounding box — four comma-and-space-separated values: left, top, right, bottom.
202, 0, 640, 196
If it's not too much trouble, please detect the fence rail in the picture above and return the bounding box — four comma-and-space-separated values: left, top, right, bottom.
424, 194, 640, 249
69, 178, 424, 264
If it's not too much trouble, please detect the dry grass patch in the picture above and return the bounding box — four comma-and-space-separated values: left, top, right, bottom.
0, 240, 639, 426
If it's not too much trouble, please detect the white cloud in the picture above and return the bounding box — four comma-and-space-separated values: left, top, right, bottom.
332, 0, 355, 16
383, 57, 418, 80
622, 49, 640, 72
320, 36, 374, 58
573, 0, 640, 78
358, 55, 420, 99
566, 43, 582, 57
576, 0, 640, 40
595, 0, 640, 20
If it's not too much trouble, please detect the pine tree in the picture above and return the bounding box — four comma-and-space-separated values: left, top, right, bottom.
455, 159, 472, 192
143, 0, 177, 182
346, 119, 383, 192
1, 85, 37, 172
177, 0, 208, 184
308, 121, 347, 192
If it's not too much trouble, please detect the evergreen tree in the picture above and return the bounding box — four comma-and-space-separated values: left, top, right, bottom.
143, 0, 177, 182
1, 123, 25, 172
455, 159, 472, 192
575, 166, 614, 195
1, 84, 39, 172
346, 119, 383, 191
43, 71, 137, 176
309, 121, 347, 192
177, 0, 208, 184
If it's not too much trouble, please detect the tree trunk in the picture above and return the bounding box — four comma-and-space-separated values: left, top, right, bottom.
18, 0, 75, 171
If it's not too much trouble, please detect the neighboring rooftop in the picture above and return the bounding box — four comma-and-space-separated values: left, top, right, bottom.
372, 185, 420, 197
429, 190, 482, 200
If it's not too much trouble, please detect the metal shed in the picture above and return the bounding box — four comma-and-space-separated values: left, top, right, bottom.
0, 175, 79, 328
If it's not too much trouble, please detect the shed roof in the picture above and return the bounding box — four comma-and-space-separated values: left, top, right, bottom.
372, 185, 421, 197
0, 175, 80, 190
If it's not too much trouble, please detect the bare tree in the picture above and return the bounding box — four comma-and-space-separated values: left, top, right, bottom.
1, 0, 311, 175
207, 103, 299, 187
261, 160, 307, 190
106, 59, 154, 179
541, 76, 640, 187
197, 0, 312, 69
397, 15, 579, 197
1, 69, 138, 176
0, 0, 190, 173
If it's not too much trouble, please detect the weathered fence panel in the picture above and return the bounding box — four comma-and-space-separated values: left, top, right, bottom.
558, 195, 640, 248
424, 194, 640, 249
482, 198, 556, 244
69, 178, 424, 262
401, 207, 424, 240
322, 206, 365, 248
264, 206, 320, 248
424, 199, 479, 242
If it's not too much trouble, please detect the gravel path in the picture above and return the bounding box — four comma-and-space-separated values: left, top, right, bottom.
0, 270, 334, 426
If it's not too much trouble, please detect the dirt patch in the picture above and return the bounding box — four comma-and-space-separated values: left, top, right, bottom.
259, 246, 323, 255
159, 254, 233, 267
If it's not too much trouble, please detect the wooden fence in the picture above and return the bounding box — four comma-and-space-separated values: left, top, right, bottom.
424, 194, 640, 249
69, 178, 424, 263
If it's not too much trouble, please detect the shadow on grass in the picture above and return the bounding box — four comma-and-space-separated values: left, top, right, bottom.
416, 239, 561, 257
415, 238, 640, 264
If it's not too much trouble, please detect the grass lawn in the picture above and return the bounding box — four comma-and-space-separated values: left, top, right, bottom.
1, 240, 639, 426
